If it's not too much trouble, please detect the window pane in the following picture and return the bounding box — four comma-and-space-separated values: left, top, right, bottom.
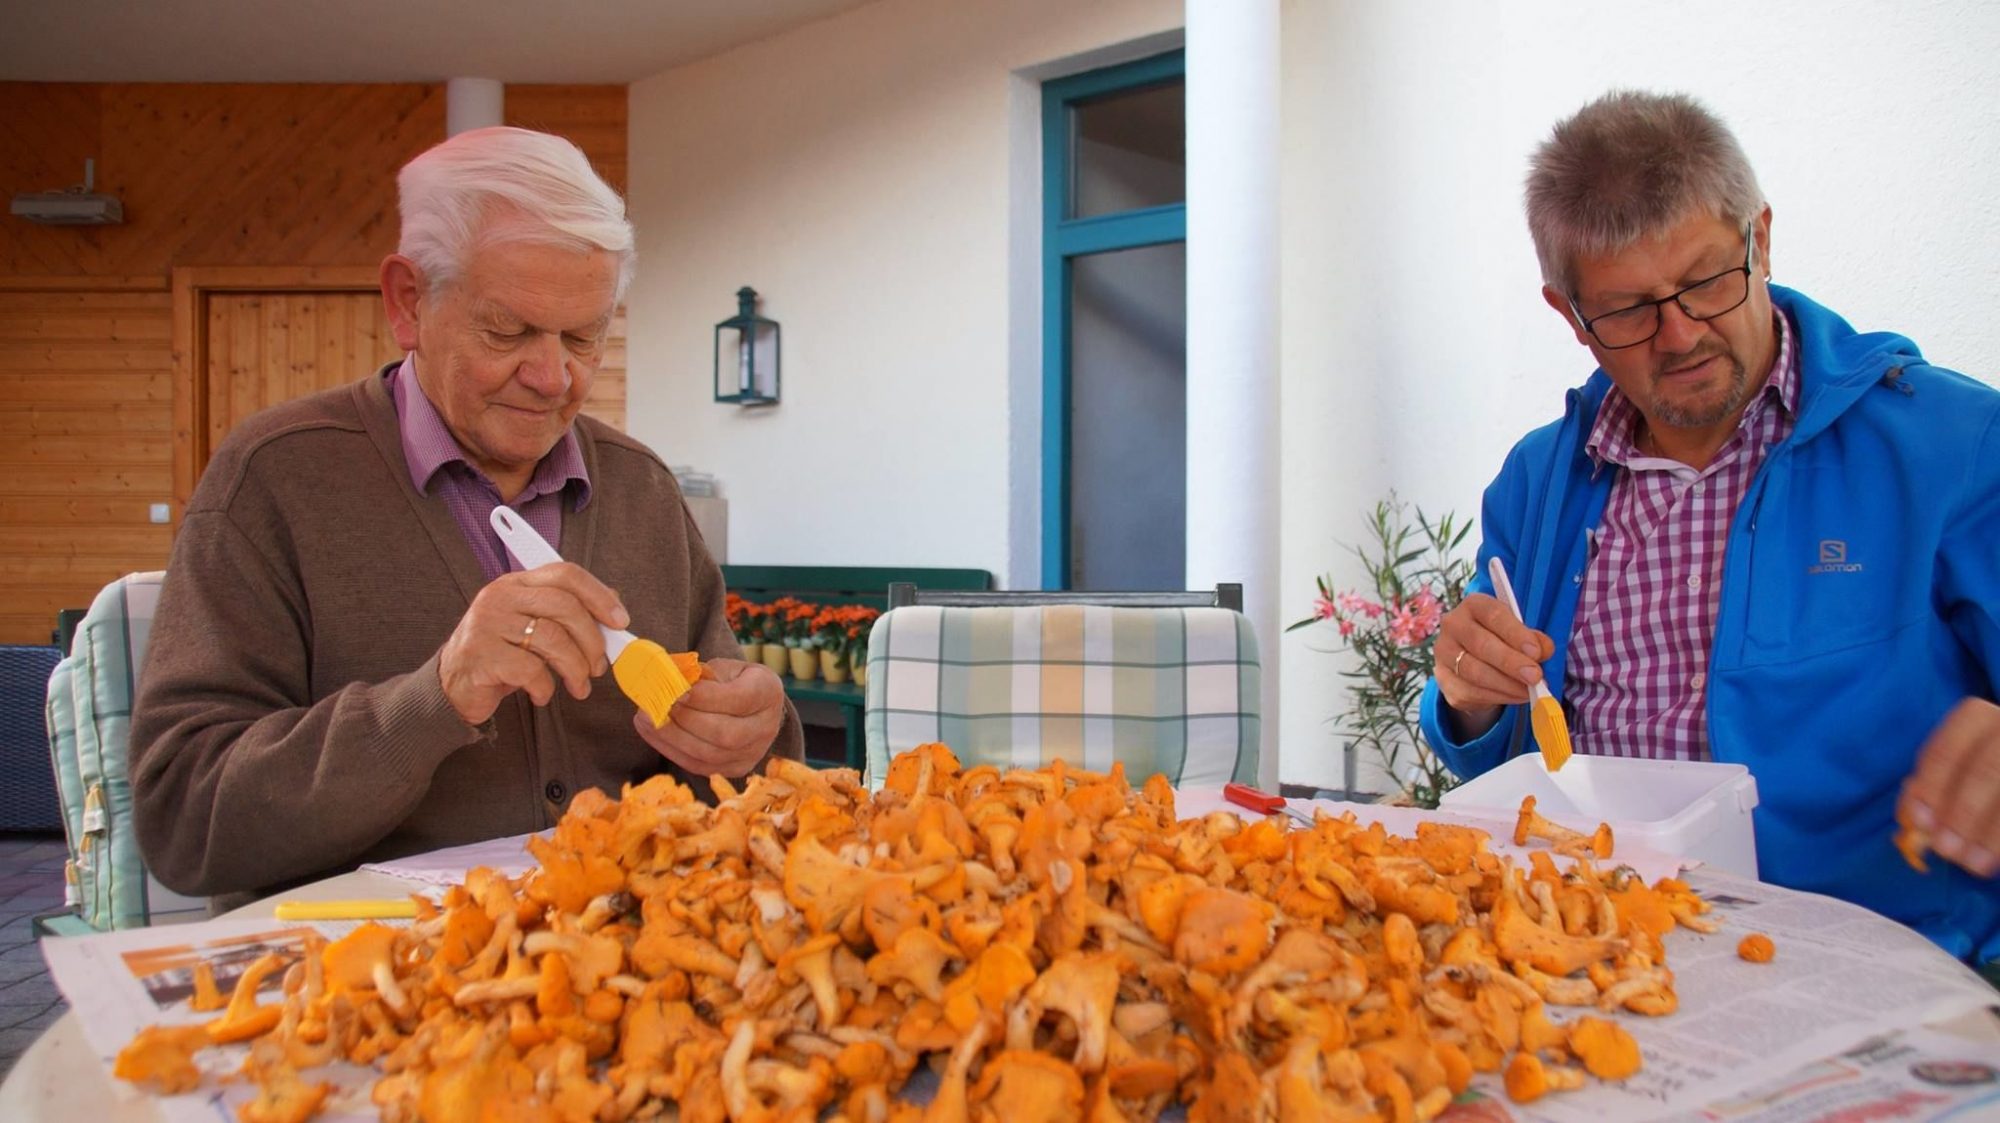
1070, 80, 1184, 219
1068, 242, 1186, 591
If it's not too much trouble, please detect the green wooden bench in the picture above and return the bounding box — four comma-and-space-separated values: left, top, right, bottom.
721, 565, 993, 769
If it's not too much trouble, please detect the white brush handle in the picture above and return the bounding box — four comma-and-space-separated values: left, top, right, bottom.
1486, 556, 1552, 703
489, 506, 633, 661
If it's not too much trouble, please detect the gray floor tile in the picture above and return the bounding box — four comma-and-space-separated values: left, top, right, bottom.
0, 949, 49, 985
0, 995, 64, 1031
0, 974, 57, 1007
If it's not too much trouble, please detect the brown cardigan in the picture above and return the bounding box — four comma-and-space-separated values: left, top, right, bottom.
130, 372, 802, 901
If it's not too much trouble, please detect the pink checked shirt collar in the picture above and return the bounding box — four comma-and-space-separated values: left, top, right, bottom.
1563, 310, 1798, 763
386, 359, 590, 582
1583, 314, 1800, 472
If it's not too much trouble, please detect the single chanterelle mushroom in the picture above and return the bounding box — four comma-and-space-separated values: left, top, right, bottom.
866, 925, 957, 1003
1171, 886, 1276, 975
1503, 1051, 1587, 1103
972, 1049, 1088, 1122
1737, 933, 1776, 963
1512, 796, 1615, 860
113, 1023, 212, 1093
207, 952, 289, 1044
1566, 1016, 1641, 1081
1023, 951, 1125, 1073
1893, 803, 1932, 873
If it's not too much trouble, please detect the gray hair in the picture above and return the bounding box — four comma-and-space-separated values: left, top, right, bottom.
1525, 91, 1763, 294
396, 126, 634, 301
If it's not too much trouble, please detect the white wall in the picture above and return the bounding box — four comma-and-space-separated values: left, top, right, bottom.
627, 0, 1999, 793
1278, 0, 2000, 791
624, 0, 1181, 575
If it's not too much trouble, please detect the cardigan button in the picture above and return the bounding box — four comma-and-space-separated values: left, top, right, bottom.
545, 780, 568, 805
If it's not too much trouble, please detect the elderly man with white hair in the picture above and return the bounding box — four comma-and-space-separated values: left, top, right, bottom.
131, 127, 801, 905
1420, 91, 2000, 968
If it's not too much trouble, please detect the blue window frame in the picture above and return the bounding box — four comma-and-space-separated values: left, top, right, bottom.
1041, 49, 1186, 589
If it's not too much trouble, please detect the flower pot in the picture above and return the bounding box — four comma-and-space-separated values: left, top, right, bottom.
819, 649, 849, 684
850, 650, 868, 687
760, 644, 791, 676
788, 646, 819, 681
739, 641, 763, 665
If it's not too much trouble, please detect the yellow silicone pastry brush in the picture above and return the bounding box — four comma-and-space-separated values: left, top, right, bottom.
272, 898, 420, 921
1487, 556, 1573, 772
488, 506, 692, 727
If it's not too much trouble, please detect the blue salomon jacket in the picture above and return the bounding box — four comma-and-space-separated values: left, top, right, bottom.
1419, 286, 2000, 962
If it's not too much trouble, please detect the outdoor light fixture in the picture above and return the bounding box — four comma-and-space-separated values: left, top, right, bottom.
713, 286, 780, 406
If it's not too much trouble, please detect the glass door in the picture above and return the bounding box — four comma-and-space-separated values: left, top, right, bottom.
1041, 50, 1186, 590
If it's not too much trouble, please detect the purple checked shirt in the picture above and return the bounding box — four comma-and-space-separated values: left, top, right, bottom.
1563, 312, 1798, 762
387, 360, 590, 583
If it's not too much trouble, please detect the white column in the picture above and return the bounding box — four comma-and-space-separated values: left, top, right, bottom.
446, 78, 505, 136
1186, 0, 1281, 791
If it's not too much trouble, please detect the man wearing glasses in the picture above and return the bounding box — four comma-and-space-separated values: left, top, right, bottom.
1420, 90, 2000, 969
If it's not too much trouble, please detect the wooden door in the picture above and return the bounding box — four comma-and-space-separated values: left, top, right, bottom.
203, 289, 399, 456
174, 266, 627, 514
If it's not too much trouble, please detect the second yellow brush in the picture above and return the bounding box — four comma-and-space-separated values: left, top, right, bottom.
1486, 556, 1573, 772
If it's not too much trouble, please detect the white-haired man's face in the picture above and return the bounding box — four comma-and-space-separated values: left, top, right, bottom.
387, 237, 617, 500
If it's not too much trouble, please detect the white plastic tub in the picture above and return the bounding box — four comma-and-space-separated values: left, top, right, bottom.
1439, 754, 1761, 878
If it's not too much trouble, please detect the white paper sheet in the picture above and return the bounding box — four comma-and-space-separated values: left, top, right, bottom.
358, 830, 544, 885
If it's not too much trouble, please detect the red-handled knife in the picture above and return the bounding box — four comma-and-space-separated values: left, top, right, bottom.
1223, 782, 1287, 815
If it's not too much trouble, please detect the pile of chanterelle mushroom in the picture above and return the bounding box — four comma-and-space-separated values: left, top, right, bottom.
115, 743, 1727, 1123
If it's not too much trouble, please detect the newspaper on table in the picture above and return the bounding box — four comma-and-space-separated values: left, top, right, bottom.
359, 829, 543, 886
40, 916, 404, 1123
40, 807, 2000, 1123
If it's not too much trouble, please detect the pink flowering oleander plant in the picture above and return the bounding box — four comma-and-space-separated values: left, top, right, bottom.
1288, 496, 1475, 808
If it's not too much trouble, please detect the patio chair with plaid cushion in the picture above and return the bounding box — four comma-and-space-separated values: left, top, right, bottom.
44, 572, 207, 930
863, 585, 1260, 788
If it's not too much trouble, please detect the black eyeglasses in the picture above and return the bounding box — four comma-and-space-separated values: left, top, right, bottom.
1569, 223, 1757, 350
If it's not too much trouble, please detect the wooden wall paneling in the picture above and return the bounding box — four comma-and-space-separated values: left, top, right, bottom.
0, 83, 106, 276
0, 82, 630, 641
3, 84, 446, 277
105, 84, 445, 273
506, 85, 629, 195
0, 282, 173, 642
172, 266, 389, 512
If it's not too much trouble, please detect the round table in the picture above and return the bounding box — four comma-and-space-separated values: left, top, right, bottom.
0, 868, 416, 1123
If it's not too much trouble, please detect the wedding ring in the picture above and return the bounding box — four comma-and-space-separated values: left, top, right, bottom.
518, 617, 540, 651
1453, 649, 1466, 675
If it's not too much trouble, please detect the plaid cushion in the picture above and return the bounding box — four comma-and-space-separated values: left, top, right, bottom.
863, 604, 1260, 788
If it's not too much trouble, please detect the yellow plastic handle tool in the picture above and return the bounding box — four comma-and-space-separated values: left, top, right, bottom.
271, 898, 419, 921
1486, 557, 1574, 772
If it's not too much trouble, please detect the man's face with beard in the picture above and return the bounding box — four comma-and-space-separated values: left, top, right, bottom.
1547, 209, 1777, 457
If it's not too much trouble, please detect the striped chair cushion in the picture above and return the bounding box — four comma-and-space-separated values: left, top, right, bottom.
863, 604, 1260, 788
47, 571, 206, 929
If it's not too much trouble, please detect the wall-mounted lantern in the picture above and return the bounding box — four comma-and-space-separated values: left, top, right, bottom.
713, 286, 780, 406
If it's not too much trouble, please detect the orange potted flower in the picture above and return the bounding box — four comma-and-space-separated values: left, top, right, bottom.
726, 593, 760, 664
810, 604, 881, 685
847, 606, 882, 686
758, 598, 798, 676
781, 599, 820, 681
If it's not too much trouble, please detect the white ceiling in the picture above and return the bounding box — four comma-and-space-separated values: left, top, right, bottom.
0, 0, 878, 84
